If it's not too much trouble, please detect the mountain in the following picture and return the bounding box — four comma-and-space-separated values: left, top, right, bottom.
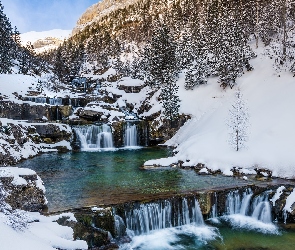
20, 29, 71, 53
72, 0, 139, 35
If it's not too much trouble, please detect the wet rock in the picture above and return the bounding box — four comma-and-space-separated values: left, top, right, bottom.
112, 121, 124, 148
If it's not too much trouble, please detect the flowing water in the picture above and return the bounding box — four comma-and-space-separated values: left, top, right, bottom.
73, 124, 114, 150
124, 123, 138, 148
16, 148, 295, 249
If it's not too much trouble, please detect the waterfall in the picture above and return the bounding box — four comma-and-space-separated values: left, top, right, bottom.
251, 193, 272, 224
74, 124, 114, 150
49, 98, 63, 105
124, 198, 204, 236
210, 193, 218, 218
27, 97, 47, 104
226, 190, 241, 215
35, 97, 47, 104
225, 189, 272, 223
124, 123, 138, 147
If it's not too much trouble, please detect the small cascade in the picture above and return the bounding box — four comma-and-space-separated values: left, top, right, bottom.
49, 98, 63, 106
114, 215, 126, 238
124, 123, 138, 147
74, 124, 114, 150
35, 97, 47, 104
210, 193, 218, 219
26, 97, 47, 104
124, 198, 204, 236
251, 193, 272, 224
225, 189, 272, 223
226, 190, 242, 215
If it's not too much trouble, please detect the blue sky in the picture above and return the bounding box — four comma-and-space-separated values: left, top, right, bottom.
1, 0, 99, 33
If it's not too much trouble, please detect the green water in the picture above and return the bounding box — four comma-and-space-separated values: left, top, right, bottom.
17, 147, 253, 212
213, 226, 295, 249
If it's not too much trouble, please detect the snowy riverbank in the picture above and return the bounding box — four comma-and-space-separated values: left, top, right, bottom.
145, 48, 295, 179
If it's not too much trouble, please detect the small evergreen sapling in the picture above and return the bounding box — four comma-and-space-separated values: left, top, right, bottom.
228, 90, 249, 151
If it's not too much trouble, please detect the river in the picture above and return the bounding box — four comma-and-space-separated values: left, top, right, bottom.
16, 147, 295, 250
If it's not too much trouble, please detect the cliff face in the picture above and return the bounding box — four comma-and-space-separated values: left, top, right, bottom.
72, 0, 140, 35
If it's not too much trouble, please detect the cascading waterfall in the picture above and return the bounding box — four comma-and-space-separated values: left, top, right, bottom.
251, 193, 272, 223
210, 193, 218, 219
123, 198, 204, 236
27, 97, 47, 104
225, 189, 272, 223
74, 124, 114, 150
124, 123, 138, 147
50, 98, 63, 105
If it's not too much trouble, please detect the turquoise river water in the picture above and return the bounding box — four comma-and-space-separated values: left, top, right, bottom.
16, 147, 295, 250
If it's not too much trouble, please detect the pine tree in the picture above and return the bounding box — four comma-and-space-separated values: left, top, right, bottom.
0, 2, 14, 73
228, 90, 249, 151
185, 55, 209, 90
144, 21, 180, 125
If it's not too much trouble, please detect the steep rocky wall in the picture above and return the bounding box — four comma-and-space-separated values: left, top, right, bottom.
0, 121, 72, 165
0, 100, 74, 122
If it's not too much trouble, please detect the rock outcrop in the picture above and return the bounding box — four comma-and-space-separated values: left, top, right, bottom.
73, 0, 140, 35
0, 167, 47, 212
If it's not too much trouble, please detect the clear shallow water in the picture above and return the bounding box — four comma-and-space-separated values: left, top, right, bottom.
17, 147, 253, 212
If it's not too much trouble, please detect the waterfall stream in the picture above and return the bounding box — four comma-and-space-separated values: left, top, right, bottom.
124, 123, 138, 147
119, 198, 204, 236
74, 124, 114, 150
225, 189, 272, 223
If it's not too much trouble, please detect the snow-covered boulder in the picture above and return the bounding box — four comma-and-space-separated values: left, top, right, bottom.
0, 167, 47, 211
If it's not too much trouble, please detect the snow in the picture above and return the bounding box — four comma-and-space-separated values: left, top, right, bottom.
270, 186, 286, 206
20, 29, 71, 45
0, 74, 40, 101
146, 47, 295, 178
144, 157, 178, 167
199, 168, 209, 174
118, 77, 145, 87
0, 210, 87, 250
0, 167, 45, 191
284, 188, 295, 213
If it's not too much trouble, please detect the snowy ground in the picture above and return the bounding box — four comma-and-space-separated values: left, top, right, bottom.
0, 209, 87, 250
146, 48, 295, 179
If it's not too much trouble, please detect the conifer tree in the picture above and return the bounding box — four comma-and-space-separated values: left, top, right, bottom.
144, 21, 180, 125
0, 2, 14, 73
228, 90, 249, 151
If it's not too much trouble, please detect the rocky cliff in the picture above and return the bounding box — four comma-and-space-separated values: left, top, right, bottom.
73, 0, 140, 35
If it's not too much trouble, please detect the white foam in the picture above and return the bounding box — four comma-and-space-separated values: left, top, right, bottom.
121, 224, 220, 250
221, 214, 279, 235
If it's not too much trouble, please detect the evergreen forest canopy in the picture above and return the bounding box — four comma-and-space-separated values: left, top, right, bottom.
43, 0, 295, 90
1, 0, 295, 104
0, 1, 46, 75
